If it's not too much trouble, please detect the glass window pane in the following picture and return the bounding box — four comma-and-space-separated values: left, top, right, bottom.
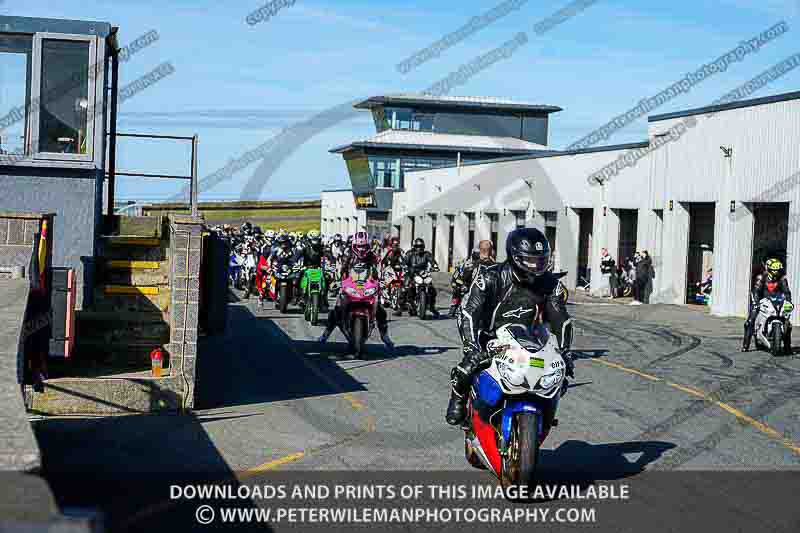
0, 36, 32, 156
38, 39, 91, 154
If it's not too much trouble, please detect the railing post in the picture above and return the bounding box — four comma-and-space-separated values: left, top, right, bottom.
107, 48, 120, 221
191, 134, 199, 217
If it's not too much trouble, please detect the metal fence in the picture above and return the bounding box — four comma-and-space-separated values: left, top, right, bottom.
106, 132, 199, 217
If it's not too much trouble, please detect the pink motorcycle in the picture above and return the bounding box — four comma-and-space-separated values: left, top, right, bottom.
340, 264, 379, 358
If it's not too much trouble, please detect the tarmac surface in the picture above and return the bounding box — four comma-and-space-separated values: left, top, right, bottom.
30, 289, 800, 531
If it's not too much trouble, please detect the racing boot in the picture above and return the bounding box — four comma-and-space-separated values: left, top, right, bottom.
380, 330, 394, 352
445, 366, 471, 426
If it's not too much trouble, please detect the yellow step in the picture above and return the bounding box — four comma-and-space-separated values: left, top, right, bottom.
107, 260, 162, 270
103, 285, 160, 296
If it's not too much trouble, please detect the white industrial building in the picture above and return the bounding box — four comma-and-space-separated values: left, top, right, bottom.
322, 90, 800, 322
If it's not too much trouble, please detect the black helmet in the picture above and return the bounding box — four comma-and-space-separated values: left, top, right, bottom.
506, 228, 551, 281
412, 238, 425, 252
277, 234, 290, 247
470, 248, 480, 261
310, 236, 322, 249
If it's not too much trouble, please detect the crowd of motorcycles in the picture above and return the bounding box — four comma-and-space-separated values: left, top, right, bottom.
213, 224, 442, 358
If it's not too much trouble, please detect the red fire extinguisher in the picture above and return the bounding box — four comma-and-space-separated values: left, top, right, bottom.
150, 347, 164, 378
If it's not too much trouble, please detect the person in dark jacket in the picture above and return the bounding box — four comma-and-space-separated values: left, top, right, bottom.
639, 251, 655, 304
403, 238, 440, 317
445, 228, 575, 426
600, 248, 617, 298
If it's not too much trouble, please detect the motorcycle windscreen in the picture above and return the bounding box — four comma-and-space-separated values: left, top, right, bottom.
350, 265, 370, 283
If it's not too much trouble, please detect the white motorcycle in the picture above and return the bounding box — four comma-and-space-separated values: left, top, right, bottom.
753, 293, 793, 356
464, 324, 567, 489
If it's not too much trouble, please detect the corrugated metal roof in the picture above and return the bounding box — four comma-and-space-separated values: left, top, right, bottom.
354, 94, 562, 114
649, 90, 800, 122
330, 129, 548, 154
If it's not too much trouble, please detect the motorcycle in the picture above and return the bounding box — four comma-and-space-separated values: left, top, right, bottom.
407, 268, 436, 319
381, 266, 404, 313
300, 267, 325, 326
464, 324, 567, 490
240, 251, 257, 299
753, 291, 793, 356
339, 264, 379, 359
449, 274, 467, 317
617, 272, 634, 298
268, 260, 301, 313
229, 251, 244, 288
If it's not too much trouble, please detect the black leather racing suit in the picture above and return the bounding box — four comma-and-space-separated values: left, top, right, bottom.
450, 262, 575, 415
743, 273, 792, 350
403, 249, 438, 303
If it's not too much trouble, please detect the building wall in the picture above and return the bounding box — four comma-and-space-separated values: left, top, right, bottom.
0, 170, 101, 308
389, 95, 800, 322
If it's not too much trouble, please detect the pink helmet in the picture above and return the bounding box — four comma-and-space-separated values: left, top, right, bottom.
352, 231, 370, 260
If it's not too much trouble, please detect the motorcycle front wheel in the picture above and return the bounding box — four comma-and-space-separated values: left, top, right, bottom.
279, 285, 289, 314
771, 324, 783, 357
417, 291, 427, 320
310, 293, 320, 326
501, 412, 539, 494
352, 316, 366, 359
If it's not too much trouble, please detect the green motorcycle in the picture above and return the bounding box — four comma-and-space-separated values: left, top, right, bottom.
300, 267, 325, 326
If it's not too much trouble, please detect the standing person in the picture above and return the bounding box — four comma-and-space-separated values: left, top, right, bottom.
641, 250, 655, 304
630, 252, 643, 305
599, 248, 616, 298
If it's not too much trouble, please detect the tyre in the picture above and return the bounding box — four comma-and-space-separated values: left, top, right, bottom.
352, 316, 366, 359
771, 323, 783, 357
501, 412, 539, 493
279, 285, 289, 314
417, 292, 427, 320
310, 294, 320, 326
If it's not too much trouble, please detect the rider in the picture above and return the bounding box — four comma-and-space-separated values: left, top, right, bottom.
403, 238, 440, 318
381, 237, 406, 313
298, 230, 329, 311
445, 228, 575, 426
318, 231, 394, 350
742, 257, 793, 352
381, 237, 405, 271
450, 248, 489, 317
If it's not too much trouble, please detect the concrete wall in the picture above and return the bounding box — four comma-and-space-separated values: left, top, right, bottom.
0, 169, 101, 308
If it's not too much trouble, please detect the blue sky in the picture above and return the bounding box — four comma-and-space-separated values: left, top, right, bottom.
5, 0, 800, 201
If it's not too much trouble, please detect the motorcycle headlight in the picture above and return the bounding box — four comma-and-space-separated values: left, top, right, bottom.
538, 369, 563, 391
364, 287, 377, 296
345, 287, 359, 296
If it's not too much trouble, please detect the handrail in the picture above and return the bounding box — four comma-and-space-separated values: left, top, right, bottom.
105, 132, 199, 217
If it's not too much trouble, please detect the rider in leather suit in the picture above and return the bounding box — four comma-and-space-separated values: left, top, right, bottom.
445, 228, 575, 426
319, 231, 394, 351
743, 257, 793, 352
298, 233, 329, 311
403, 238, 440, 317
